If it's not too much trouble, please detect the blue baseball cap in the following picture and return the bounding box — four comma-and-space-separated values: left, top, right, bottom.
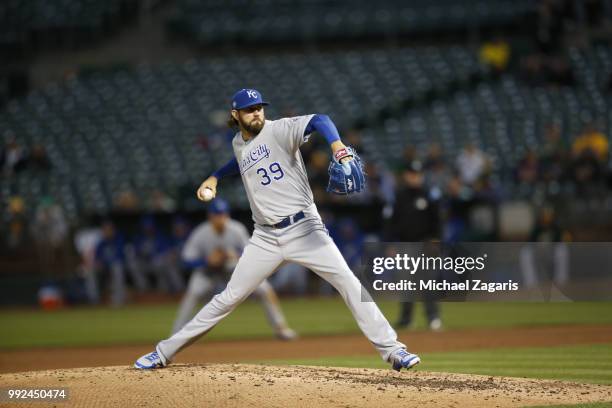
231, 89, 269, 110
208, 198, 230, 215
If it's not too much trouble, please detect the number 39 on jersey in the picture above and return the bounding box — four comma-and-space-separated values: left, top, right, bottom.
256, 162, 284, 186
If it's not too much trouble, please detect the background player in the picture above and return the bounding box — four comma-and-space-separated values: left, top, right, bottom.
93, 220, 130, 306
135, 88, 420, 372
172, 198, 297, 340
127, 216, 184, 294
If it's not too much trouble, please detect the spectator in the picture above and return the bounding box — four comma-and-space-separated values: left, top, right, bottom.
31, 196, 69, 276
570, 149, 603, 195
455, 144, 489, 185
423, 143, 445, 170
572, 123, 609, 162
147, 189, 177, 213
547, 56, 575, 87
536, 0, 568, 55
398, 145, 418, 172
114, 189, 140, 211
519, 54, 575, 87
516, 150, 540, 185
479, 37, 511, 73
3, 196, 29, 251
2, 138, 27, 176
540, 124, 568, 183
307, 150, 331, 204
424, 143, 451, 197
359, 162, 396, 212
344, 129, 365, 155
28, 144, 52, 172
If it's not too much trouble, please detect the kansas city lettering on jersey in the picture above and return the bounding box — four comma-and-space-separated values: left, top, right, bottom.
240, 143, 271, 174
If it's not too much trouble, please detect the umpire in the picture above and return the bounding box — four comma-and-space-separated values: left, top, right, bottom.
387, 160, 442, 331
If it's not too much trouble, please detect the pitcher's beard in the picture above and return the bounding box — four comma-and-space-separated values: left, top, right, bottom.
241, 118, 264, 135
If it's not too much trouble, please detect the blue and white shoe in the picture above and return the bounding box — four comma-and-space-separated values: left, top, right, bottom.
389, 349, 421, 372
134, 350, 166, 370
276, 327, 298, 341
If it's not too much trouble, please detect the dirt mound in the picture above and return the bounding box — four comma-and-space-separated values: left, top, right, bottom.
1, 364, 611, 407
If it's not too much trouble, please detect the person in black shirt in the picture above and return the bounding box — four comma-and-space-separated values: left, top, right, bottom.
388, 161, 442, 330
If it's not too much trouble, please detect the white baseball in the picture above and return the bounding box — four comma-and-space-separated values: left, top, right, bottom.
202, 187, 215, 201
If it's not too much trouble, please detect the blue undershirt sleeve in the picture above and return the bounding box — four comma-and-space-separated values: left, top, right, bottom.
304, 114, 341, 144
182, 258, 206, 270
212, 157, 240, 179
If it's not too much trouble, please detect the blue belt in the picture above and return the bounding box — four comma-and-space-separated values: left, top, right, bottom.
265, 211, 305, 229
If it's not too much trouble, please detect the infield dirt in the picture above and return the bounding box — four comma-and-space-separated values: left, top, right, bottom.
2, 324, 611, 407
1, 364, 612, 407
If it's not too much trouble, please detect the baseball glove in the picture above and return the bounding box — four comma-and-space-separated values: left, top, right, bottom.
327, 146, 366, 195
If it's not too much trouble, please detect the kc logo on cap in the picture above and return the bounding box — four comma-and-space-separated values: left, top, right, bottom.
231, 88, 270, 110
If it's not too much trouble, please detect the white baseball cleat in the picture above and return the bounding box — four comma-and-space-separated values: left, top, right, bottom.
276, 327, 298, 341
389, 348, 421, 372
429, 318, 443, 332
134, 350, 167, 369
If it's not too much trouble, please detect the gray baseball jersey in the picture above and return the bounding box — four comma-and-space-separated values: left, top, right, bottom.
156, 114, 407, 366
232, 115, 315, 226
182, 219, 249, 262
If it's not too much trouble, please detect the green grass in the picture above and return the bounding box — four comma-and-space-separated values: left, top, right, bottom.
0, 299, 611, 349
257, 343, 612, 385
2, 299, 611, 386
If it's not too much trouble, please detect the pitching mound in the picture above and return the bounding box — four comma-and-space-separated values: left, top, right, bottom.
1, 364, 611, 407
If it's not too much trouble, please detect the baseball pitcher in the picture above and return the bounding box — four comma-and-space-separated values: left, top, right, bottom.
135, 89, 420, 371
